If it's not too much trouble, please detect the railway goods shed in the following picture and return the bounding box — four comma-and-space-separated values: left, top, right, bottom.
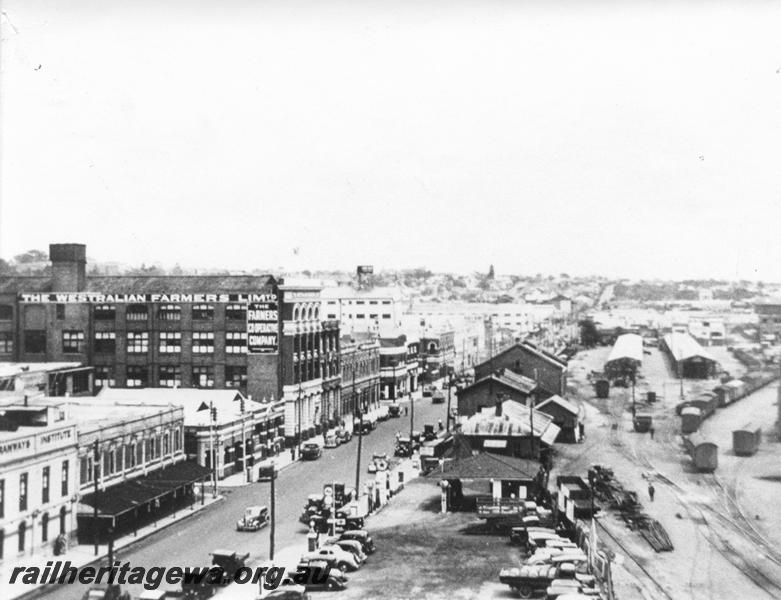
683, 433, 718, 472
662, 332, 718, 379
732, 424, 762, 456
604, 333, 643, 381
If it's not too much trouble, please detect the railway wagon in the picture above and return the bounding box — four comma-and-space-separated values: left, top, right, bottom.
680, 406, 702, 434
732, 424, 762, 456
718, 379, 747, 406
595, 379, 610, 399
633, 411, 653, 433
692, 392, 718, 418
683, 433, 718, 472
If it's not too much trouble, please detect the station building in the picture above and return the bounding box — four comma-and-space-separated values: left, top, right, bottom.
0, 244, 340, 448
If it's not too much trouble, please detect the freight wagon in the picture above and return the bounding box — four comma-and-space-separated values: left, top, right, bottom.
683, 433, 718, 472
680, 406, 702, 434
732, 424, 762, 456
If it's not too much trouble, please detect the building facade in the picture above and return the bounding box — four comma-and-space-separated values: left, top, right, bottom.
755, 300, 781, 343
339, 333, 380, 420
379, 335, 408, 400
473, 342, 567, 399
321, 286, 403, 336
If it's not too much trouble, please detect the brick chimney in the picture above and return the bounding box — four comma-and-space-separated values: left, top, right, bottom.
49, 243, 87, 292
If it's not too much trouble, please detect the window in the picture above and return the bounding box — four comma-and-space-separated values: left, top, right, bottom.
192, 304, 214, 320
0, 332, 12, 353
41, 512, 49, 543
126, 304, 148, 321
226, 332, 247, 354
80, 456, 92, 485
94, 304, 116, 320
356, 314, 365, 319
61, 461, 69, 497
103, 450, 113, 477
159, 365, 181, 387
42, 466, 50, 504
125, 443, 135, 469
369, 314, 378, 319
356, 301, 365, 305
225, 366, 247, 389
192, 331, 214, 353
24, 330, 46, 353
382, 314, 391, 319
18, 522, 25, 553
327, 314, 336, 319
126, 365, 148, 387
158, 304, 181, 321
192, 366, 214, 388
94, 365, 115, 388
94, 331, 116, 354
0, 304, 12, 320
127, 331, 149, 353
136, 442, 143, 465
226, 303, 246, 320
159, 331, 182, 353
56, 304, 66, 320
163, 431, 170, 455
382, 300, 391, 305
19, 473, 28, 511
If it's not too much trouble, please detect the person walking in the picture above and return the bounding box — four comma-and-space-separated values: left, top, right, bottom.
650, 426, 655, 440
648, 482, 655, 502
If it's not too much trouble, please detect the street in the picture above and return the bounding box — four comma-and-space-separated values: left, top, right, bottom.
36, 390, 451, 600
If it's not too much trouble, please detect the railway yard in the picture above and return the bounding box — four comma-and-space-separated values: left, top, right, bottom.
563, 343, 781, 600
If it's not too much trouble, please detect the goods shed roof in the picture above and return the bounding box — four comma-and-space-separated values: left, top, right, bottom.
663, 332, 716, 363
605, 333, 644, 365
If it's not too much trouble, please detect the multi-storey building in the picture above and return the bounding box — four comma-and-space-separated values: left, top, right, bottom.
379, 334, 408, 400
755, 299, 781, 343
419, 329, 455, 382
405, 334, 420, 394
0, 244, 338, 448
321, 286, 403, 336
339, 333, 380, 420
0, 405, 77, 560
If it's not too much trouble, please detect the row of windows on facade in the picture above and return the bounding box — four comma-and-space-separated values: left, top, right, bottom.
94, 365, 248, 389
14, 330, 249, 355
78, 428, 183, 486
0, 462, 69, 521
337, 313, 393, 320
0, 507, 69, 559
292, 332, 339, 354
342, 356, 380, 382
325, 300, 393, 306
0, 303, 252, 322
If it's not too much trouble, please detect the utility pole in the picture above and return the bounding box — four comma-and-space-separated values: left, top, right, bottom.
446, 372, 453, 432
93, 438, 99, 556
210, 401, 217, 498
355, 408, 364, 493
297, 382, 303, 459
270, 468, 276, 560
241, 396, 248, 483
531, 369, 537, 460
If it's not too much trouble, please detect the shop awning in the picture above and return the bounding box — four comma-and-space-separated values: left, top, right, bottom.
78, 460, 211, 517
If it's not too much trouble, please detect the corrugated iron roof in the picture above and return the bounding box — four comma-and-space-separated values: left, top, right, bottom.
536, 394, 579, 416
663, 332, 716, 362
426, 451, 540, 480
461, 400, 555, 438
605, 333, 644, 365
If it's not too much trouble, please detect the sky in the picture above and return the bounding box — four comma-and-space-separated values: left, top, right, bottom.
1, 0, 780, 280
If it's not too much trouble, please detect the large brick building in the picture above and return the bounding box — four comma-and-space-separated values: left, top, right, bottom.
0, 244, 339, 447
473, 341, 567, 399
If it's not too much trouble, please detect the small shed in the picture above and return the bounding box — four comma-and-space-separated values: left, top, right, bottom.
680, 406, 702, 434
732, 424, 762, 456
683, 433, 718, 472
536, 395, 581, 443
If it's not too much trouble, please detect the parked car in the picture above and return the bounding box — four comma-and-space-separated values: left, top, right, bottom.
302, 545, 360, 572
210, 549, 250, 580
422, 385, 434, 397
264, 584, 313, 599
377, 405, 390, 421
336, 428, 352, 443
388, 404, 401, 418
322, 536, 367, 564
339, 529, 376, 554
286, 559, 348, 591
301, 443, 322, 460
368, 453, 389, 473
80, 585, 131, 600
324, 431, 339, 448
236, 505, 269, 531
432, 389, 446, 404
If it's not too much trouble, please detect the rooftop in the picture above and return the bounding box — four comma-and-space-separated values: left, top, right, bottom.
1, 275, 276, 295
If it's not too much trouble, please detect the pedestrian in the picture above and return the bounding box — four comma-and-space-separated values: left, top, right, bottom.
648, 483, 655, 502
650, 426, 655, 440
438, 419, 443, 431
405, 406, 408, 416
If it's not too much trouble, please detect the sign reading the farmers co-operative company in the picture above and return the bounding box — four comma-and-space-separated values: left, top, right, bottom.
246, 294, 279, 354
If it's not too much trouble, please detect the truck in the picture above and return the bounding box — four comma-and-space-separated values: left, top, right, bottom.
419, 434, 453, 473
498, 562, 586, 599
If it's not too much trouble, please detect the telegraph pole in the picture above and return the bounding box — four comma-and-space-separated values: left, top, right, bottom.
446, 373, 453, 432
210, 401, 217, 497
297, 382, 303, 458
93, 438, 100, 555
531, 369, 537, 460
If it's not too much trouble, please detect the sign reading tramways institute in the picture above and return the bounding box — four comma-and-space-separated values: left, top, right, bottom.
17, 292, 279, 355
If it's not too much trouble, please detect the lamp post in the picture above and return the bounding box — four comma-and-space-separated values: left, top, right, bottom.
93, 438, 100, 555
446, 372, 453, 432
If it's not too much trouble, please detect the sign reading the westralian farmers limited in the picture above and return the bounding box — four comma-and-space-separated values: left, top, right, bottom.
247, 293, 279, 354
18, 292, 271, 304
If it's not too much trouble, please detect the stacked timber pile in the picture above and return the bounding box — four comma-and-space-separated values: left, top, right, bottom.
588, 465, 674, 552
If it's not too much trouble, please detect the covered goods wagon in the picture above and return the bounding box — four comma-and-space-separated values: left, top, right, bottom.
680, 406, 702, 434
732, 424, 762, 456
683, 433, 718, 472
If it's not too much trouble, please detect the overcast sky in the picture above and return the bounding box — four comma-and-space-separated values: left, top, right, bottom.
1, 0, 780, 280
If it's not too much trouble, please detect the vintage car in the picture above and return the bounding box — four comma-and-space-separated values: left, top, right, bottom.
432, 389, 446, 404
339, 529, 376, 554
336, 428, 352, 443
394, 437, 413, 457
210, 549, 250, 580
368, 453, 389, 473
422, 384, 435, 397
264, 584, 313, 600
324, 431, 339, 448
302, 545, 360, 572
322, 536, 367, 564
236, 505, 270, 531
499, 562, 590, 599
287, 559, 348, 591
388, 404, 401, 418
81, 584, 131, 600
377, 405, 390, 421
301, 443, 322, 460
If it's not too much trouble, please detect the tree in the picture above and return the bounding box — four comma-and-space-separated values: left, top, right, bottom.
13, 249, 48, 264
579, 319, 599, 348
487, 264, 495, 279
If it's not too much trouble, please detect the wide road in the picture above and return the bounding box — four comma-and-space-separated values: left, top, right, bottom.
40, 387, 451, 600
